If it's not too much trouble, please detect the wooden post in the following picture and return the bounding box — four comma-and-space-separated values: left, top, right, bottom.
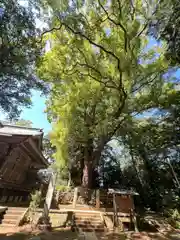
131, 195, 138, 232
67, 171, 71, 188
96, 189, 100, 209
55, 190, 60, 206
42, 172, 57, 226
73, 187, 78, 209
167, 158, 180, 189
132, 210, 138, 232
113, 193, 118, 227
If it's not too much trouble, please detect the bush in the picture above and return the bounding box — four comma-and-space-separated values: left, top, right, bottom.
56, 185, 71, 192
26, 190, 42, 225
166, 208, 180, 229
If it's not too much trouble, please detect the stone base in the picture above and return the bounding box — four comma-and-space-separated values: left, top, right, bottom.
38, 224, 51, 231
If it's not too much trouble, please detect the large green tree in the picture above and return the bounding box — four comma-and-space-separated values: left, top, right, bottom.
37, 0, 177, 189
0, 0, 46, 119
118, 90, 180, 210
149, 0, 180, 65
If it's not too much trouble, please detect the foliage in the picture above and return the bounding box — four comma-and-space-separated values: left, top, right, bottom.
118, 94, 180, 211
43, 134, 56, 163
166, 209, 180, 229
0, 0, 46, 119
37, 0, 177, 188
27, 190, 42, 225
149, 0, 180, 65
56, 185, 71, 192
12, 119, 33, 127
99, 144, 123, 188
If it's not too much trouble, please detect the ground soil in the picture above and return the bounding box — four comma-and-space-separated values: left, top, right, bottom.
0, 225, 179, 240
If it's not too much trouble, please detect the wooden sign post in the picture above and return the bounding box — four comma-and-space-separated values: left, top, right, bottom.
41, 172, 57, 227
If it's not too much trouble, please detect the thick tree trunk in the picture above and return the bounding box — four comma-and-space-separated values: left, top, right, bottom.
82, 160, 93, 189
81, 139, 94, 189
129, 140, 144, 187
81, 137, 106, 191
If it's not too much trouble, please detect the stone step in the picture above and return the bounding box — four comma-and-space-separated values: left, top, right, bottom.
75, 220, 103, 225
6, 208, 25, 212
75, 215, 101, 219
76, 223, 104, 228
5, 211, 24, 216
6, 208, 26, 213
2, 219, 17, 225
49, 216, 64, 219
74, 216, 102, 221
0, 223, 16, 228
77, 227, 105, 232
75, 212, 101, 216
0, 207, 27, 228
7, 207, 26, 211
75, 219, 102, 223
3, 214, 19, 220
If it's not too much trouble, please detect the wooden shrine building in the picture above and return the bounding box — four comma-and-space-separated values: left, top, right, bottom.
0, 122, 48, 204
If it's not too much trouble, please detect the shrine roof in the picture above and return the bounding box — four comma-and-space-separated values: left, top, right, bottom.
0, 122, 43, 136
0, 122, 48, 167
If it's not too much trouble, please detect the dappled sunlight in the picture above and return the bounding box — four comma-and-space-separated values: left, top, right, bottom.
0, 227, 179, 240
0, 227, 78, 240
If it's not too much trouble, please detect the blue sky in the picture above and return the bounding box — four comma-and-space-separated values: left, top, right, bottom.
0, 91, 52, 133
20, 91, 52, 133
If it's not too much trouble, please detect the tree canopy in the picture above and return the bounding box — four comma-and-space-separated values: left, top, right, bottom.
37, 0, 178, 189
149, 0, 180, 65
0, 0, 46, 119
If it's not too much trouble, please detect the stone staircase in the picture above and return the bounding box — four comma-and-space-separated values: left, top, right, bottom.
0, 207, 27, 228
74, 211, 106, 232
49, 210, 72, 228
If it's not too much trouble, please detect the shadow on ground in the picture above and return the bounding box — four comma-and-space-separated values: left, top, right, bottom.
0, 228, 78, 240
0, 227, 179, 240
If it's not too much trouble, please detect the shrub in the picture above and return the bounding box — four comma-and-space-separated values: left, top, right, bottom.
27, 190, 42, 225
166, 208, 180, 229
56, 185, 71, 192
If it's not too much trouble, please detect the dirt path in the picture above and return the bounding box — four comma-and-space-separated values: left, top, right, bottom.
0, 226, 179, 240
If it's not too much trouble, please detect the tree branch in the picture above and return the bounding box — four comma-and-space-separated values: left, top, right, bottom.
137, 23, 148, 37
98, 0, 128, 52
59, 19, 126, 105
55, 18, 128, 143
114, 93, 127, 118
62, 62, 79, 75
117, 0, 122, 19
61, 21, 120, 63
109, 117, 126, 140
37, 24, 63, 43
76, 47, 119, 89
129, 0, 135, 20
76, 68, 118, 90
132, 73, 161, 93
79, 63, 117, 88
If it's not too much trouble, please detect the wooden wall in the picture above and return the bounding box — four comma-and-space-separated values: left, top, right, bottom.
0, 145, 31, 184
